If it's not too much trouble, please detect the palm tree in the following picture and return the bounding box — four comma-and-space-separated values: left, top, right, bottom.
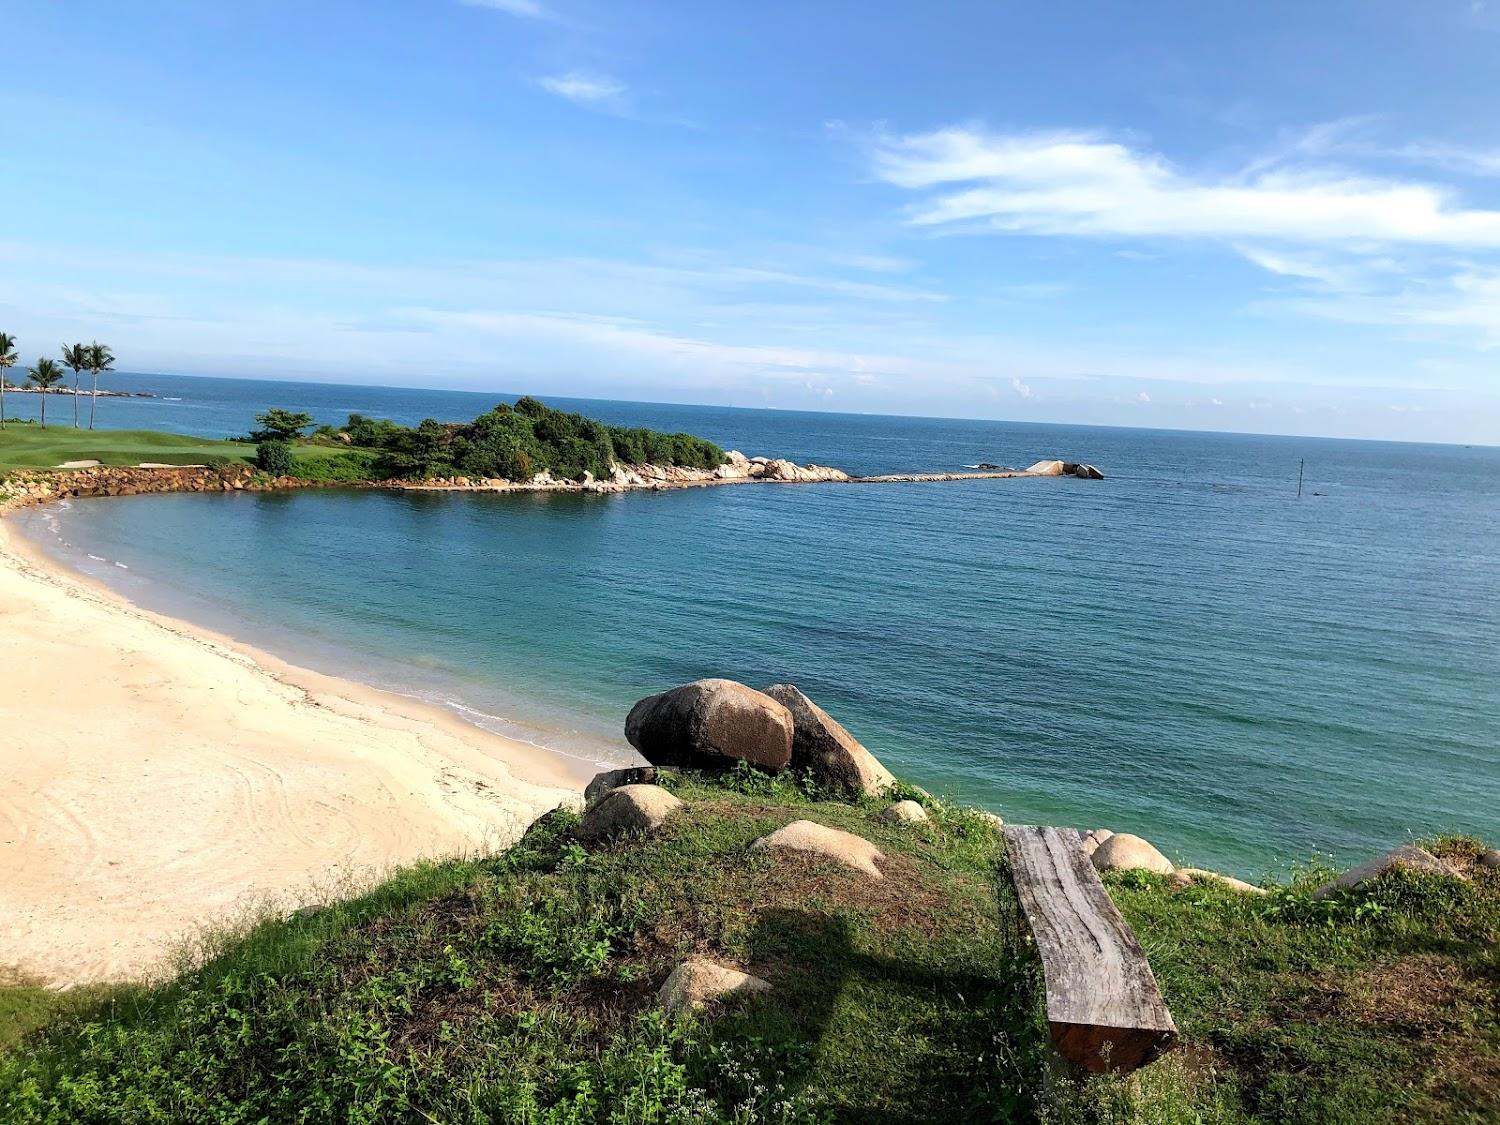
85, 342, 114, 430
61, 343, 88, 429
0, 332, 15, 429
27, 358, 65, 428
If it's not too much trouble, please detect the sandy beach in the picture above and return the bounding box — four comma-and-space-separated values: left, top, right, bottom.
0, 513, 589, 988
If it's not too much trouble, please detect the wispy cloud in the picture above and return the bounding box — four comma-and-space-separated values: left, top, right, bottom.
459, 0, 547, 18
873, 127, 1500, 248
538, 71, 626, 108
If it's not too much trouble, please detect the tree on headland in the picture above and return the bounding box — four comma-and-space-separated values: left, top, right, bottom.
61, 343, 89, 429
0, 332, 15, 428
85, 342, 115, 430
251, 408, 314, 442
26, 358, 65, 428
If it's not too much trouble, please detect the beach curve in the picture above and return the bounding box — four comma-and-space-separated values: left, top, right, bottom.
0, 514, 590, 988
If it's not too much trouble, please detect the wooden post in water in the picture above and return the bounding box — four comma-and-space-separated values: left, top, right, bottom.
1297, 458, 1304, 499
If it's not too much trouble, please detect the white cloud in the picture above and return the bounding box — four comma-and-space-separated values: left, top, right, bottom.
1290, 270, 1500, 345
1011, 376, 1034, 399
538, 71, 626, 107
873, 127, 1500, 248
1136, 392, 1151, 404
459, 0, 546, 17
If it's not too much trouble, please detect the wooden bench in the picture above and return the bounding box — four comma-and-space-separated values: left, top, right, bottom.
1003, 825, 1178, 1073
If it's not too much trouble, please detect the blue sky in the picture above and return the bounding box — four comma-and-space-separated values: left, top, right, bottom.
4, 1, 1500, 442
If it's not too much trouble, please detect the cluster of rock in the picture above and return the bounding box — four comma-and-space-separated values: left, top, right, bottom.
1024, 459, 1106, 480
623, 678, 894, 797
1084, 829, 1265, 893
337, 450, 852, 495
0, 463, 283, 510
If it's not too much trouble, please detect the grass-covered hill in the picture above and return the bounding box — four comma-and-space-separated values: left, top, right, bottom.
1, 772, 1495, 1124
0, 397, 727, 483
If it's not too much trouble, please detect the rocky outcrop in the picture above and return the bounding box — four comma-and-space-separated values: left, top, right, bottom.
625, 679, 794, 772
762, 684, 894, 797
878, 800, 927, 825
1, 464, 266, 511
583, 766, 658, 807
1091, 833, 1174, 875
576, 784, 683, 842
1312, 845, 1465, 900
1067, 463, 1105, 480
1173, 868, 1267, 895
1081, 828, 1115, 857
658, 959, 771, 1017
1025, 459, 1066, 476
1480, 849, 1500, 870
751, 820, 885, 879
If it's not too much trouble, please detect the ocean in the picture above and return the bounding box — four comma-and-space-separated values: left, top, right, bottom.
12, 372, 1499, 878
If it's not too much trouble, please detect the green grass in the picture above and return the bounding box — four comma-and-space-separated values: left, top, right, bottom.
0, 425, 253, 472
0, 425, 376, 479
0, 776, 1494, 1124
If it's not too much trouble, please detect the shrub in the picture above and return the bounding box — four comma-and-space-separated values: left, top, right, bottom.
288, 451, 377, 483
250, 408, 314, 442
255, 440, 293, 476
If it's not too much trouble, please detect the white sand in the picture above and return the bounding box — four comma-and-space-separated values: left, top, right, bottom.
0, 517, 589, 987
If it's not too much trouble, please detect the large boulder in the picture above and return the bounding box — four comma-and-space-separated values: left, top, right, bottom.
583, 766, 658, 807
625, 679, 793, 772
751, 820, 885, 879
1312, 845, 1465, 900
1173, 868, 1267, 895
1480, 849, 1500, 870
1081, 828, 1115, 857
576, 784, 682, 843
1091, 833, 1174, 875
878, 800, 927, 825
658, 959, 771, 1017
763, 684, 894, 796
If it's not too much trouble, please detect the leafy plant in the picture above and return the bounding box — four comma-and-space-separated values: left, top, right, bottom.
255, 439, 294, 476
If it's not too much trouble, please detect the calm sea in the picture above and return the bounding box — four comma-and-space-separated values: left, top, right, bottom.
13, 373, 1499, 877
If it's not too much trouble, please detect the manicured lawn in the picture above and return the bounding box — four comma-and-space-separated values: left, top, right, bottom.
0, 425, 374, 477
0, 425, 252, 472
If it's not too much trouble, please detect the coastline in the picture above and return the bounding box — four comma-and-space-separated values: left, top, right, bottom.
0, 513, 596, 988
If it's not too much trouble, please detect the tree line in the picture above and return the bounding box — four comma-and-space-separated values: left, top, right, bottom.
0, 334, 116, 430
250, 397, 728, 482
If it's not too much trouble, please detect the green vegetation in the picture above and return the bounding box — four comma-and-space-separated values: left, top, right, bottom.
60, 345, 89, 430
343, 395, 727, 481
254, 439, 294, 476
0, 393, 726, 487
250, 408, 315, 442
0, 775, 1492, 1124
84, 343, 114, 431
0, 428, 362, 478
23, 359, 65, 428
0, 333, 17, 428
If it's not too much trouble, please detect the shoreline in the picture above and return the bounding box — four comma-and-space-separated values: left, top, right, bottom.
0, 513, 600, 989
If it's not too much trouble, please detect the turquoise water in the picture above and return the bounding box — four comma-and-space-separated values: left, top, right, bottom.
15, 374, 1500, 877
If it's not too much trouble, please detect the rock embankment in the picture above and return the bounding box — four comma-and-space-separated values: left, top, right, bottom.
1, 448, 1103, 514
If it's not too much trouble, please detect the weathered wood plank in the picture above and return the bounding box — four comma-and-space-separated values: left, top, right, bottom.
1003, 824, 1178, 1073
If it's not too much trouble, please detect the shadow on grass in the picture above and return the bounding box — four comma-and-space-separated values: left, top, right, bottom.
700, 902, 1046, 1124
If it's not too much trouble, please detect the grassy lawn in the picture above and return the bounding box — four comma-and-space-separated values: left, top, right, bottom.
0, 774, 1494, 1123
0, 425, 375, 478
0, 425, 252, 472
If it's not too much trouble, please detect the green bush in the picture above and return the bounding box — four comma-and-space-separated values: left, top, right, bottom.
333, 397, 727, 482
254, 440, 293, 476
288, 451, 377, 483
249, 408, 314, 442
